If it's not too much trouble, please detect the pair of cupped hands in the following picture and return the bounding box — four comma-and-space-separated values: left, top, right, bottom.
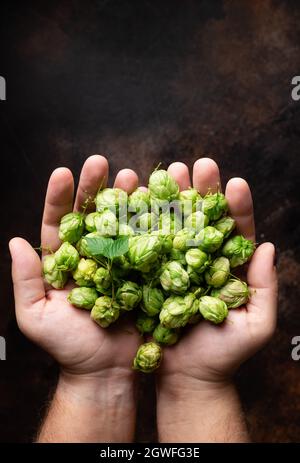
9, 156, 277, 391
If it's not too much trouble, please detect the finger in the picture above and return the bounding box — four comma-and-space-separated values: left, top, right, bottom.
9, 238, 45, 312
193, 158, 221, 195
167, 162, 191, 191
74, 155, 109, 212
41, 168, 74, 253
225, 178, 255, 242
247, 243, 277, 326
114, 169, 139, 193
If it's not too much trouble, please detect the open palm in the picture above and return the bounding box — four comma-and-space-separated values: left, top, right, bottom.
159, 159, 277, 383
9, 156, 141, 378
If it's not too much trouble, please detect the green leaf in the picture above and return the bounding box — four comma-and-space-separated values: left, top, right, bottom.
108, 235, 129, 259
84, 235, 129, 260
84, 236, 112, 257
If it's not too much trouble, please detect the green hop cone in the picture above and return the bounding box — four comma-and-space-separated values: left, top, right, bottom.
202, 192, 228, 221
76, 232, 100, 258
179, 187, 201, 203
136, 312, 157, 335
187, 265, 204, 285
158, 212, 181, 235
153, 324, 179, 346
221, 235, 255, 268
59, 212, 84, 244
159, 234, 174, 253
112, 264, 131, 280
93, 267, 112, 294
185, 211, 209, 233
179, 188, 202, 215
142, 285, 165, 316
140, 271, 159, 288
148, 169, 179, 202
128, 234, 162, 271
91, 296, 120, 328
135, 212, 158, 233
43, 254, 68, 289
118, 223, 135, 236
85, 212, 100, 232
113, 255, 131, 271
190, 285, 206, 298
169, 248, 187, 266
195, 226, 224, 253
133, 342, 162, 373
160, 293, 198, 328
95, 210, 118, 236
185, 248, 210, 272
199, 295, 228, 324
95, 188, 128, 214
116, 281, 142, 311
213, 216, 235, 239
128, 189, 150, 214
150, 229, 173, 246
54, 242, 80, 271
67, 287, 98, 310
211, 278, 249, 308
173, 228, 196, 252
160, 261, 190, 294
205, 256, 230, 288
73, 258, 97, 287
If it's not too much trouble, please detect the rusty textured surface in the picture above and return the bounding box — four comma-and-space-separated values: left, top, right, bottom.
0, 0, 300, 442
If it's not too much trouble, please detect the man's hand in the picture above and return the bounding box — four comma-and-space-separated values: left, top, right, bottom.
9, 155, 140, 442
156, 158, 278, 442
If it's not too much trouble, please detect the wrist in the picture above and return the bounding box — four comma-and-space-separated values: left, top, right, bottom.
156, 373, 249, 443
57, 368, 137, 410
157, 372, 233, 401
38, 369, 137, 443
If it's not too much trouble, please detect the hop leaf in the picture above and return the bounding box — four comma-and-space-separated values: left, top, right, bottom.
84, 235, 129, 260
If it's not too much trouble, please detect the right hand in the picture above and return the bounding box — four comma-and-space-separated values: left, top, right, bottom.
9, 155, 141, 381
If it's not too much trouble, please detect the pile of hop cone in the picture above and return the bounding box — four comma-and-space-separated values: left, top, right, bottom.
43, 169, 254, 373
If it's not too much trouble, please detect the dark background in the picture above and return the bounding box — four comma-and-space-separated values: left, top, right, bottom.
0, 0, 300, 442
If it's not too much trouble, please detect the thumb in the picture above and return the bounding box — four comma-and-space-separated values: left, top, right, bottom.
246, 242, 278, 329
9, 238, 45, 313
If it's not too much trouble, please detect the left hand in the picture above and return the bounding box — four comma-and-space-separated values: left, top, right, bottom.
157, 159, 277, 386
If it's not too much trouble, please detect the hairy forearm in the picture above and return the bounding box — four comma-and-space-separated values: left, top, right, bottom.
37, 371, 137, 443
157, 375, 249, 443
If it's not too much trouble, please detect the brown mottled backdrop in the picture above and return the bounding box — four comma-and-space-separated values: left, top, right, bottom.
0, 0, 299, 442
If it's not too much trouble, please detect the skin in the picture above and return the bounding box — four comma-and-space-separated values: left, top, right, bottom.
156, 159, 277, 442
9, 156, 277, 443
